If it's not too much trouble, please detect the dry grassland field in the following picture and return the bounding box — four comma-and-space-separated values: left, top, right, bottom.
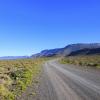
0, 58, 49, 100
60, 55, 100, 68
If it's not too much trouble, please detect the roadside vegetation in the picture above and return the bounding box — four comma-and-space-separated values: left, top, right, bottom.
60, 55, 100, 68
0, 58, 49, 100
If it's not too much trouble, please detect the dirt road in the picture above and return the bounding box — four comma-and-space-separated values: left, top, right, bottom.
38, 60, 100, 100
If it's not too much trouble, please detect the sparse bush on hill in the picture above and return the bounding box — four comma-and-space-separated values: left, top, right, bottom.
60, 55, 100, 68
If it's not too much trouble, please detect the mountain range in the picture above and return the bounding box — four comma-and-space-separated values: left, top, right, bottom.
0, 43, 100, 60
0, 56, 29, 60
31, 43, 100, 58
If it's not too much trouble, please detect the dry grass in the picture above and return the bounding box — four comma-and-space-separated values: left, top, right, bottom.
60, 55, 100, 68
0, 58, 49, 100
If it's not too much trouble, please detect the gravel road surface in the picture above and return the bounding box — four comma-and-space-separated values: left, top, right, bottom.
38, 60, 100, 100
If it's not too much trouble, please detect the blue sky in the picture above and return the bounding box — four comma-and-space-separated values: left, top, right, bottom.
0, 0, 100, 56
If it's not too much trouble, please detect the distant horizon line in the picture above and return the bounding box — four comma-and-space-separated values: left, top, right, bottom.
0, 42, 100, 57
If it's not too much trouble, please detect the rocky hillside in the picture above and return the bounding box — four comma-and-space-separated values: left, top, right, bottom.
68, 48, 100, 56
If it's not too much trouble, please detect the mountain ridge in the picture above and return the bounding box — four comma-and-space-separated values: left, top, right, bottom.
0, 56, 29, 60
68, 48, 100, 56
32, 43, 100, 58
0, 43, 100, 60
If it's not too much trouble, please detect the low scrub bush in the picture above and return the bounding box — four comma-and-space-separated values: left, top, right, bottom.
60, 55, 100, 68
0, 58, 49, 100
